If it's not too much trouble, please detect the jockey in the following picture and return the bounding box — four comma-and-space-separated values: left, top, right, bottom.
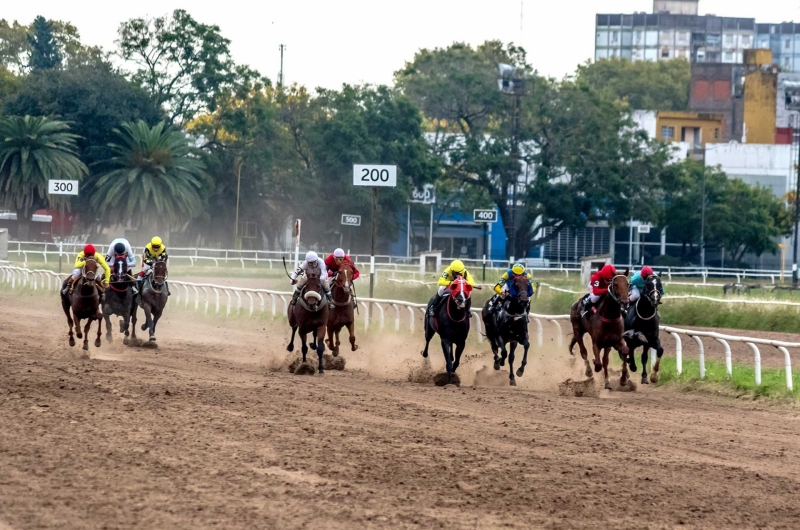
61, 244, 111, 295
629, 266, 664, 303
488, 262, 534, 315
581, 263, 617, 317
138, 236, 170, 296
290, 251, 332, 307
106, 238, 139, 295
324, 248, 360, 282
428, 259, 476, 316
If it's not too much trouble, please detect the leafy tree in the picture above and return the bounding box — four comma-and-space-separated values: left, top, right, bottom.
0, 65, 20, 103
576, 58, 691, 111
90, 121, 208, 232
0, 17, 103, 72
27, 16, 61, 70
0, 19, 29, 70
397, 41, 670, 258
116, 9, 238, 124
0, 116, 87, 239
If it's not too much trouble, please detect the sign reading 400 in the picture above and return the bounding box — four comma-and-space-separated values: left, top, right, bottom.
353, 164, 397, 187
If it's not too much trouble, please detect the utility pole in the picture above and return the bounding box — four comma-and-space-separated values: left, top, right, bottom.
793, 123, 800, 288
700, 148, 706, 270
234, 158, 243, 250
278, 44, 286, 88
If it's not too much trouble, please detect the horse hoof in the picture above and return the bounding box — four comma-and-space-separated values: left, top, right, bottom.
123, 338, 130, 346
286, 344, 294, 352
149, 337, 156, 342
509, 379, 517, 387
493, 361, 501, 371
641, 375, 649, 385
351, 344, 359, 352
95, 339, 101, 348
516, 368, 524, 378
421, 351, 428, 358
331, 350, 339, 357
604, 380, 612, 390
141, 324, 147, 331
584, 367, 593, 378
629, 362, 637, 373
594, 363, 602, 373
76, 332, 83, 339
318, 370, 325, 376
499, 359, 506, 367
106, 334, 112, 342
82, 343, 89, 351
650, 373, 659, 384
69, 337, 75, 347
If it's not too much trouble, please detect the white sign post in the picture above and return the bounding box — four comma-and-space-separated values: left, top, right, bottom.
637, 224, 651, 234
341, 214, 362, 227
48, 180, 79, 195
354, 164, 397, 298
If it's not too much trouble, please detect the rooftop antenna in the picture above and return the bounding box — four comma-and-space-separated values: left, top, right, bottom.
278, 44, 286, 88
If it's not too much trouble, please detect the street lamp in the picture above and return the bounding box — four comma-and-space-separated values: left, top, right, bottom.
498, 63, 526, 261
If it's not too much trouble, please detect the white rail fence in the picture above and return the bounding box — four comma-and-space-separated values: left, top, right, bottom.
0, 265, 795, 392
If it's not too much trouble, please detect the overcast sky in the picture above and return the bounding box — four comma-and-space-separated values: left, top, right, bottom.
4, 1, 798, 90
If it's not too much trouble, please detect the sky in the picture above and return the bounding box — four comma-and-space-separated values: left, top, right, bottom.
4, 1, 799, 90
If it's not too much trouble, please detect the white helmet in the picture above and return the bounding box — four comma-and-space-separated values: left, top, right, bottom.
305, 251, 318, 263
333, 248, 345, 258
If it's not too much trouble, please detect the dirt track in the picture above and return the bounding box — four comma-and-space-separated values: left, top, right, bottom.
2, 292, 800, 529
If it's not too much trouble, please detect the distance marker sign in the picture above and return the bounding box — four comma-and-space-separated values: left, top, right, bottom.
353, 164, 397, 187
48, 180, 79, 195
473, 209, 498, 223
341, 214, 362, 226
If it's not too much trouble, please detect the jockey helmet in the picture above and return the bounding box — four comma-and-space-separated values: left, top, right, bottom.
600, 264, 617, 279
333, 248, 345, 259
641, 266, 654, 278
450, 260, 466, 274
83, 244, 96, 256
305, 251, 319, 263
114, 242, 126, 255
511, 263, 525, 275
150, 236, 163, 249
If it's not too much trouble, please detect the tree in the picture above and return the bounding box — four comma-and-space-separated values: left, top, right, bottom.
27, 16, 61, 70
576, 58, 691, 111
1, 17, 104, 72
90, 121, 208, 232
116, 10, 238, 125
0, 115, 87, 239
0, 65, 20, 103
397, 41, 671, 258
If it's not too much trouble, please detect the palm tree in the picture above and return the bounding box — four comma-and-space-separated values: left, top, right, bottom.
91, 121, 208, 232
0, 115, 87, 240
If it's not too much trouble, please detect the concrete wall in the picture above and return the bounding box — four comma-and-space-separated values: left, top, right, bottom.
743, 69, 777, 144
689, 63, 744, 142
656, 112, 725, 147
705, 143, 795, 198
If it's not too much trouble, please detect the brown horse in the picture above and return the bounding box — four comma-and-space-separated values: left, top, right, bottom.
287, 275, 329, 374
325, 262, 358, 356
60, 258, 104, 351
568, 271, 631, 390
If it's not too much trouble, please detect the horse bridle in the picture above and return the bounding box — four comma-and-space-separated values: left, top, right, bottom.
606, 274, 627, 303
635, 275, 661, 321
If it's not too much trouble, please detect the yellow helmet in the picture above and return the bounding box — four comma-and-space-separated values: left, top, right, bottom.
512, 263, 525, 275
151, 236, 163, 247
450, 260, 465, 273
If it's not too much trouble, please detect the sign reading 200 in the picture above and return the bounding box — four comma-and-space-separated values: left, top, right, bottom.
352, 164, 397, 188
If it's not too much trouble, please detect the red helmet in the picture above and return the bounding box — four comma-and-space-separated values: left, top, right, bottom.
600, 264, 617, 279
83, 244, 96, 256
641, 266, 654, 278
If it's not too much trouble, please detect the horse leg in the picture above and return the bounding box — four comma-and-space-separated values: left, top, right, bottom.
142, 306, 155, 341
310, 329, 317, 350
591, 341, 603, 374
82, 319, 92, 351
628, 341, 638, 372
616, 339, 630, 387
325, 325, 335, 352
650, 339, 665, 384
316, 325, 326, 375
151, 309, 163, 341
420, 318, 435, 358
507, 341, 518, 386
63, 300, 75, 347
347, 322, 358, 352
335, 327, 342, 353
287, 326, 297, 352
440, 338, 454, 383
497, 339, 508, 369
129, 302, 138, 343
452, 340, 466, 373
104, 313, 113, 342
300, 333, 309, 363
74, 309, 83, 340
490, 334, 502, 370
602, 347, 612, 389
516, 336, 531, 379
640, 347, 649, 384
94, 315, 102, 348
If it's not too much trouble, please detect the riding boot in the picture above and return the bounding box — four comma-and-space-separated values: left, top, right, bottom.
581, 296, 593, 318
487, 294, 498, 314
325, 290, 334, 309
166, 281, 171, 296
290, 289, 301, 306
428, 294, 443, 317
62, 277, 75, 296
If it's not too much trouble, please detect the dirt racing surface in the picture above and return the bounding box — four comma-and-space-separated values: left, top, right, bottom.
2, 292, 800, 529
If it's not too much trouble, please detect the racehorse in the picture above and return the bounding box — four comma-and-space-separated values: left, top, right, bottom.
103, 255, 135, 344
421, 276, 472, 386
624, 274, 665, 384
569, 270, 631, 390
481, 274, 531, 386
326, 262, 358, 356
131, 260, 168, 343
287, 275, 330, 374
60, 257, 104, 351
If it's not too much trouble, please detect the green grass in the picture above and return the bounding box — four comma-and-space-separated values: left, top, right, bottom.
655, 357, 800, 400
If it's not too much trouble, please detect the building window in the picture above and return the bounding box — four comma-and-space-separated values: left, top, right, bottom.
786, 39, 793, 50
661, 47, 670, 58
724, 34, 734, 47
741, 35, 752, 48
661, 126, 675, 139
611, 31, 620, 44
723, 51, 734, 62
635, 31, 643, 44
787, 87, 800, 111
714, 128, 720, 140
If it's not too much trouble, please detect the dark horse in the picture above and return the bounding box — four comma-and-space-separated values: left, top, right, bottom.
131, 260, 168, 343
421, 276, 472, 386
60, 257, 104, 351
326, 262, 358, 356
481, 274, 531, 386
103, 255, 135, 344
287, 275, 330, 374
624, 274, 665, 384
569, 271, 631, 390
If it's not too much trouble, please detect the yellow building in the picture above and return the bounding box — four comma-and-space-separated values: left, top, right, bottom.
655, 111, 725, 149
742, 49, 777, 144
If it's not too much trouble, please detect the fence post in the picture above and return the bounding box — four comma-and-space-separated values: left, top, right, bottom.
715, 338, 732, 377
776, 346, 793, 391
691, 335, 705, 379
669, 332, 681, 375
746, 342, 761, 386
